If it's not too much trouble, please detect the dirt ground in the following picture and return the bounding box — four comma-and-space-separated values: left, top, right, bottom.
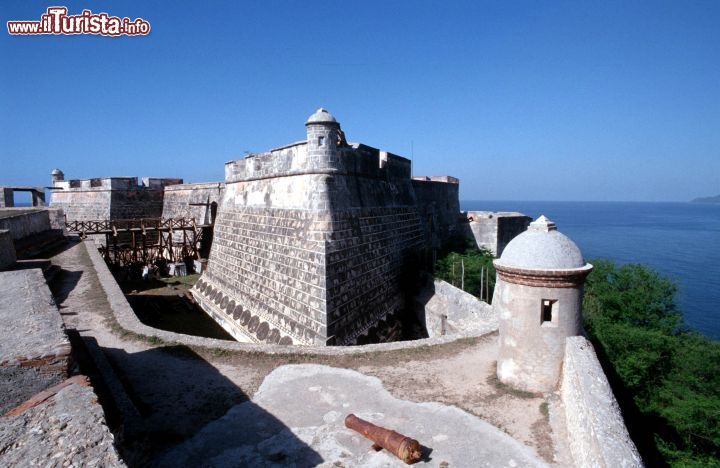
49, 240, 571, 465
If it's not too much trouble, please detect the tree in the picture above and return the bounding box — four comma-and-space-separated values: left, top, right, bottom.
433, 236, 496, 301
583, 259, 720, 466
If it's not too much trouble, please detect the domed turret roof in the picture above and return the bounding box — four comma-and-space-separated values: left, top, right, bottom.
305, 108, 338, 125
495, 215, 586, 270
51, 168, 64, 175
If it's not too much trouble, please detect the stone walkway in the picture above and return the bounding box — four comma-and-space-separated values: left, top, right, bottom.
47, 240, 571, 466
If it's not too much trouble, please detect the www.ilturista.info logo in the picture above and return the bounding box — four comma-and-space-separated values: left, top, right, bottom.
7, 7, 150, 36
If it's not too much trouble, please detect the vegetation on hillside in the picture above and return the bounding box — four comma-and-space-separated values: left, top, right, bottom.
433, 236, 496, 302
583, 259, 720, 467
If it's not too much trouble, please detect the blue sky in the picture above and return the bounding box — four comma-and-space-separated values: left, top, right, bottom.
1, 1, 718, 201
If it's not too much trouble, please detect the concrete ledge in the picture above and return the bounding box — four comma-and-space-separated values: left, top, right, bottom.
0, 375, 124, 467
84, 240, 494, 356
0, 269, 71, 414
561, 336, 643, 467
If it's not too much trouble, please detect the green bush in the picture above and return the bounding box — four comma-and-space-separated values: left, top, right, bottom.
433, 236, 496, 302
583, 259, 720, 466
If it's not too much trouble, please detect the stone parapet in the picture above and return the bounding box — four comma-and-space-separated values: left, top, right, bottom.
561, 336, 643, 467
415, 274, 497, 338
0, 209, 52, 240
225, 143, 411, 184
83, 238, 492, 355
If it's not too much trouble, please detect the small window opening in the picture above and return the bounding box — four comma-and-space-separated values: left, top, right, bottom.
318, 136, 325, 146
541, 299, 556, 324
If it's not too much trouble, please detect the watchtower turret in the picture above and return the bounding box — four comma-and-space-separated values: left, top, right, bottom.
50, 168, 64, 185
305, 108, 342, 170
492, 215, 593, 392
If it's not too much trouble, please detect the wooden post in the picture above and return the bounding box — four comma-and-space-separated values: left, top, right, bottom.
480, 266, 484, 301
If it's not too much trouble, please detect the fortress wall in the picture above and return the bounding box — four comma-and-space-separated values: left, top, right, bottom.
192, 175, 331, 345
162, 182, 224, 223
0, 209, 52, 240
561, 336, 643, 468
323, 175, 424, 344
195, 166, 426, 345
110, 187, 165, 219
51, 189, 112, 221
51, 176, 181, 222
412, 178, 461, 250
225, 143, 411, 183
467, 212, 531, 256
325, 205, 424, 344
0, 230, 16, 269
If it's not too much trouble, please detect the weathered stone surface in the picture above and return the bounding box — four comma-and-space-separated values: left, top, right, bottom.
0, 269, 71, 414
412, 176, 461, 250
161, 182, 224, 224
195, 111, 451, 346
561, 336, 643, 467
415, 274, 497, 338
194, 176, 427, 346
0, 209, 52, 240
159, 364, 547, 467
50, 176, 181, 222
493, 217, 593, 392
0, 376, 124, 467
465, 211, 531, 256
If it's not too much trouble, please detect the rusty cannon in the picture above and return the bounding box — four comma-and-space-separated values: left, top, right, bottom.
344, 413, 423, 464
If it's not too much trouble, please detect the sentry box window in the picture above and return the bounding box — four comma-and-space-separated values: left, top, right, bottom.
541, 299, 557, 326
318, 136, 325, 146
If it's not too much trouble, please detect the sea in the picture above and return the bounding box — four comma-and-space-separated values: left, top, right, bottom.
462, 201, 720, 340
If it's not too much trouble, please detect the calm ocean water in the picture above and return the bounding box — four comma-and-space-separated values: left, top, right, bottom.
462, 201, 720, 340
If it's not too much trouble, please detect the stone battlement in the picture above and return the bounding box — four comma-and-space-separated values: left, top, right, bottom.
53, 176, 181, 191
50, 174, 183, 222
225, 142, 411, 183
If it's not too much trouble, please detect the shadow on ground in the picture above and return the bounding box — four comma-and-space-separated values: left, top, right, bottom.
91, 343, 322, 466
48, 268, 83, 307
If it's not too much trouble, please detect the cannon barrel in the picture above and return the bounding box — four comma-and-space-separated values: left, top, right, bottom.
344, 413, 422, 464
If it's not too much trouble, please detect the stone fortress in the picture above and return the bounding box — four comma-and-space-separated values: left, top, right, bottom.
0, 108, 642, 466
193, 108, 462, 346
